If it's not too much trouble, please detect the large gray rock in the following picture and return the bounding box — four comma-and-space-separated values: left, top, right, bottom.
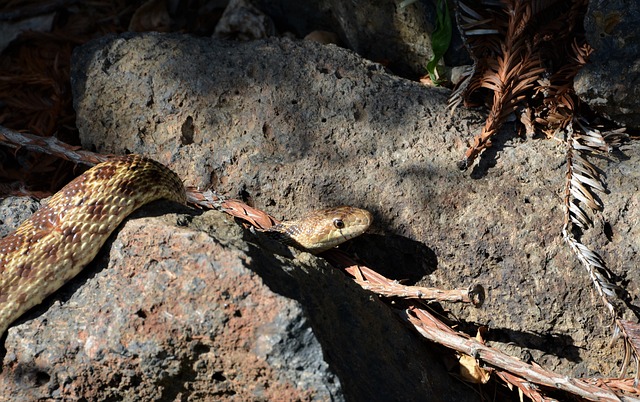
69, 33, 640, 380
575, 0, 640, 128
3, 31, 637, 399
0, 202, 473, 401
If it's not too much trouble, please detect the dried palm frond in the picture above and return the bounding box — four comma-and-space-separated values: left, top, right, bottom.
451, 0, 588, 169
462, 43, 544, 169
563, 122, 621, 316
534, 40, 593, 137
562, 120, 631, 372
450, 0, 636, 377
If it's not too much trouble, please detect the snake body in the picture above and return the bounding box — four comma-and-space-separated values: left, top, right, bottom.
0, 155, 371, 335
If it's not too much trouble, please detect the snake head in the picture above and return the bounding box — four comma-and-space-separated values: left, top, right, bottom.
266, 206, 372, 254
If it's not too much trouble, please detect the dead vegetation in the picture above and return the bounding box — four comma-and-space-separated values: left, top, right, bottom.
451, 0, 636, 396
0, 0, 637, 400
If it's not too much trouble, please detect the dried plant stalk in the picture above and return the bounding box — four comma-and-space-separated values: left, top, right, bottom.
0, 125, 107, 166
352, 274, 484, 305
404, 306, 623, 401
561, 120, 635, 381
452, 0, 589, 169
459, 1, 545, 169
562, 121, 628, 313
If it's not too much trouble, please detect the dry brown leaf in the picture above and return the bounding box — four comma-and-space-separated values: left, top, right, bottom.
458, 327, 491, 384
459, 353, 492, 384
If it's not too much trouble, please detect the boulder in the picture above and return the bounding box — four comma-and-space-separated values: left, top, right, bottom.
575, 0, 640, 128
70, 33, 640, 379
1, 31, 638, 399
0, 203, 473, 401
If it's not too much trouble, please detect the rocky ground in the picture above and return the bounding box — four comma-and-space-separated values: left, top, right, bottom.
0, 1, 638, 401
0, 33, 637, 400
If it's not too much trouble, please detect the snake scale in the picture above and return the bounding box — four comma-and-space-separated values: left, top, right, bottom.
0, 154, 371, 336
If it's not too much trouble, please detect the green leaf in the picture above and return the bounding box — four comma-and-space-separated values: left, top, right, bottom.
427, 0, 452, 84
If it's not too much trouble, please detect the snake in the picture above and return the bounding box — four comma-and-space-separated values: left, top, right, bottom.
0, 154, 372, 336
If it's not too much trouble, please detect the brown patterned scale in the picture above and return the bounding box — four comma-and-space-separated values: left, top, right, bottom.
0, 155, 372, 336
0, 155, 186, 335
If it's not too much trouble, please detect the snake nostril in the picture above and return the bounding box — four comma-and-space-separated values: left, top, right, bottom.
333, 218, 345, 229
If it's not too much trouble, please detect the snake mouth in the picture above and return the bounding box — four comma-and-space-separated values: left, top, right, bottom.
337, 229, 350, 243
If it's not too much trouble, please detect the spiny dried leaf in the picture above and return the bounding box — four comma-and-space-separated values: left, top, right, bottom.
564, 230, 620, 303
568, 201, 592, 229
452, 0, 592, 168
572, 171, 605, 192
561, 119, 630, 341
569, 177, 603, 210
571, 156, 603, 178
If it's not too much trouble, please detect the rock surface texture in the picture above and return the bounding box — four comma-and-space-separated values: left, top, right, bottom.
575, 0, 640, 128
0, 32, 638, 399
0, 203, 472, 401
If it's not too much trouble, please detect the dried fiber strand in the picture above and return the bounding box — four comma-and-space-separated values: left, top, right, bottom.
562, 120, 630, 346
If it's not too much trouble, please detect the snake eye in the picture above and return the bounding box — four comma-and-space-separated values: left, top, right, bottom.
333, 218, 345, 229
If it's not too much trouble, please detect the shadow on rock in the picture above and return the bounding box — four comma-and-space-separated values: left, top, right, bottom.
243, 238, 479, 402
345, 233, 438, 283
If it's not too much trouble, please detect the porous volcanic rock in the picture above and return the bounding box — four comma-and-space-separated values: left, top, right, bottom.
70, 34, 640, 380
0, 202, 475, 401
70, 33, 640, 380
3, 31, 638, 400
575, 0, 640, 128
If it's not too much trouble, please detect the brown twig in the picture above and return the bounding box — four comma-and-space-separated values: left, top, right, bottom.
348, 265, 484, 306
0, 125, 107, 166
403, 306, 624, 402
